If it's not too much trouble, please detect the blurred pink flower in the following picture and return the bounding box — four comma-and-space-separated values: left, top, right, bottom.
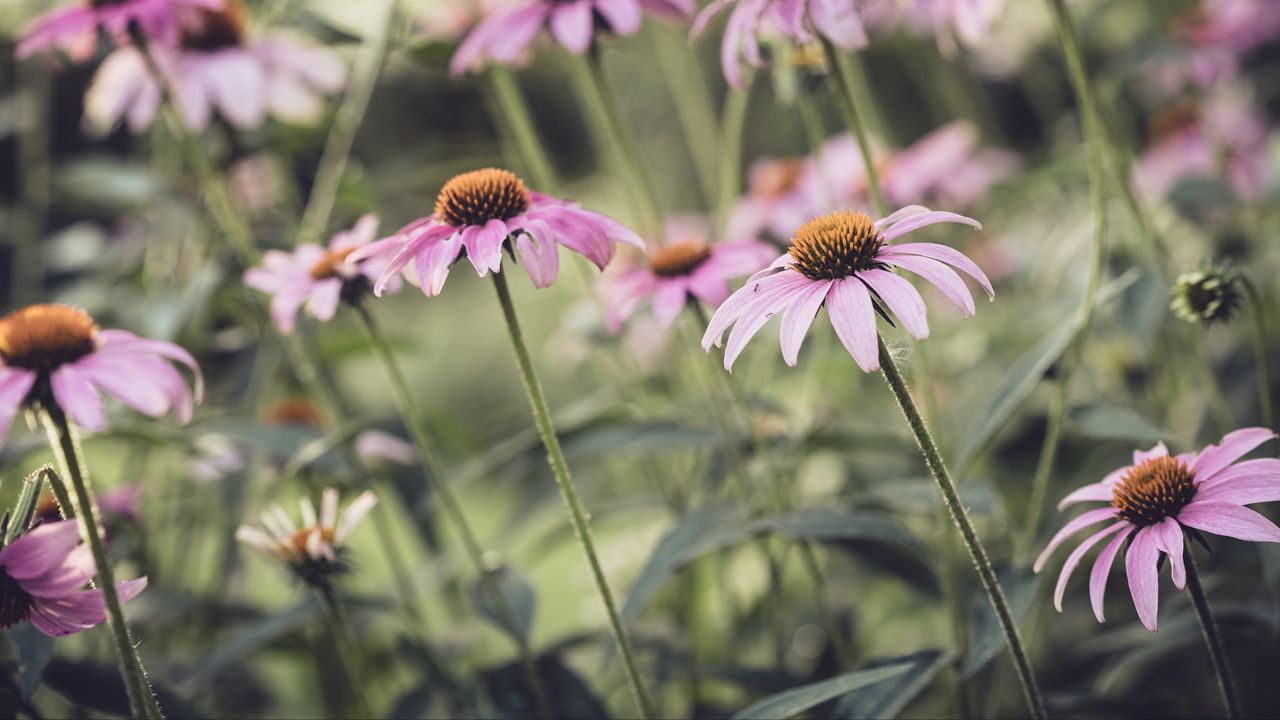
450, 0, 694, 74
862, 0, 1006, 47
190, 434, 246, 483
355, 430, 418, 468
244, 215, 400, 334
0, 304, 202, 442
729, 156, 822, 240
354, 168, 643, 296
882, 122, 1019, 207
98, 484, 145, 525
1036, 429, 1280, 631
84, 2, 344, 134
603, 216, 775, 331
17, 0, 221, 62
1180, 0, 1280, 56
0, 520, 147, 637
703, 206, 991, 371
693, 0, 870, 88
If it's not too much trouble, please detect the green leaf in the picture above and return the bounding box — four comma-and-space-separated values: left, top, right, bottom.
830, 649, 951, 719
1068, 404, 1172, 444
5, 623, 54, 701
730, 661, 915, 719
177, 601, 322, 695
478, 655, 611, 719
472, 565, 537, 645
959, 566, 1041, 679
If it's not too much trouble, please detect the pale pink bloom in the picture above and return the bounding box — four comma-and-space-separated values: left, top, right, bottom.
1036, 429, 1280, 632
881, 122, 1019, 208
227, 154, 288, 214
355, 430, 418, 468
0, 305, 202, 442
190, 434, 245, 483
16, 0, 221, 62
84, 4, 344, 135
244, 215, 400, 334
693, 0, 870, 88
236, 489, 377, 578
1181, 0, 1280, 57
602, 216, 776, 331
862, 0, 1005, 47
703, 205, 991, 371
98, 484, 145, 525
353, 168, 644, 296
0, 520, 147, 637
450, 0, 694, 74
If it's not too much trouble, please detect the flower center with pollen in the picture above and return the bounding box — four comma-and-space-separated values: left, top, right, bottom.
0, 304, 98, 372
434, 168, 530, 228
650, 240, 712, 278
181, 1, 247, 52
755, 158, 805, 200
1111, 456, 1198, 525
286, 526, 337, 558
0, 570, 34, 629
309, 247, 359, 281
787, 211, 885, 280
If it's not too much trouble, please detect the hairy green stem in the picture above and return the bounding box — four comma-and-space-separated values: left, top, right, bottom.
488, 66, 561, 192
351, 300, 553, 717
876, 337, 1046, 719
819, 38, 886, 216
1186, 552, 1241, 718
42, 409, 165, 720
313, 584, 376, 719
1242, 278, 1275, 430
490, 271, 655, 719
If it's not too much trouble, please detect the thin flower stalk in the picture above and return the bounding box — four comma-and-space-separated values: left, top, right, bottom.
487, 66, 561, 192
312, 584, 376, 719
1241, 278, 1275, 430
490, 270, 656, 720
818, 37, 886, 216
350, 299, 554, 717
1186, 552, 1241, 718
41, 408, 165, 720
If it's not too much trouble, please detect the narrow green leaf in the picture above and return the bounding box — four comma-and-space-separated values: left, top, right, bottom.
1068, 403, 1172, 444
472, 565, 537, 645
6, 467, 50, 545
5, 624, 55, 701
830, 649, 951, 719
730, 662, 914, 720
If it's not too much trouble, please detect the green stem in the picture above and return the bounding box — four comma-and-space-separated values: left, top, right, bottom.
1185, 552, 1241, 718
295, 0, 395, 246
488, 66, 561, 192
490, 270, 655, 719
875, 336, 1046, 719
819, 38, 886, 216
313, 584, 376, 719
41, 409, 165, 720
1242, 277, 1275, 430
351, 301, 553, 718
717, 77, 754, 233
651, 24, 720, 207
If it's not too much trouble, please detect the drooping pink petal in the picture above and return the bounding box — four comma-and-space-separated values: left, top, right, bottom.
651, 279, 691, 328
551, 0, 595, 53
723, 275, 812, 370
596, 0, 644, 34
73, 354, 172, 417
884, 254, 976, 316
1057, 469, 1125, 510
1090, 523, 1135, 622
879, 210, 981, 243
1125, 525, 1162, 631
0, 369, 37, 446
1197, 458, 1280, 491
200, 51, 267, 130
808, 0, 868, 49
1054, 521, 1128, 612
414, 235, 465, 296
1153, 517, 1186, 589
307, 280, 343, 323
461, 219, 509, 276
1191, 427, 1278, 481
746, 252, 794, 283
1034, 507, 1118, 572
19, 546, 95, 598
1133, 442, 1170, 465
779, 279, 833, 367
1177, 500, 1280, 543
514, 232, 560, 288
858, 269, 929, 339
826, 276, 879, 372
1194, 462, 1280, 504
879, 242, 994, 298
0, 521, 82, 580
49, 365, 106, 432
702, 270, 806, 348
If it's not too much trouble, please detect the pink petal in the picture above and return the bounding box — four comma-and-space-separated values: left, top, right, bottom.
878, 209, 982, 243
50, 365, 105, 432
779, 279, 833, 367
595, 0, 643, 35
551, 0, 595, 54
808, 0, 868, 49
1054, 521, 1128, 612
826, 276, 879, 372
1177, 500, 1280, 543
884, 254, 976, 316
1197, 458, 1280, 491
879, 242, 994, 298
0, 369, 37, 447
873, 205, 931, 229
1191, 427, 1278, 482
1033, 507, 1118, 572
1125, 525, 1161, 631
307, 280, 343, 323
1133, 442, 1169, 465
202, 52, 267, 130
702, 270, 807, 349
722, 275, 812, 371
515, 232, 560, 288
73, 355, 171, 417
858, 269, 929, 339
1090, 523, 1135, 622
651, 279, 690, 328
0, 521, 81, 580
1057, 470, 1124, 510
413, 235, 464, 296
1153, 517, 1186, 590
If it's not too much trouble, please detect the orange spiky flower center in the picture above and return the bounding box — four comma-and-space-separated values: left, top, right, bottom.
0, 304, 98, 372
434, 168, 530, 227
650, 240, 712, 278
309, 246, 360, 281
1111, 456, 1198, 525
787, 211, 885, 280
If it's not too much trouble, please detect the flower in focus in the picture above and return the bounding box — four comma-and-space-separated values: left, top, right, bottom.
693, 0, 870, 88
450, 0, 694, 75
236, 489, 377, 587
355, 430, 418, 469
703, 206, 991, 371
603, 216, 775, 332
16, 0, 220, 62
1170, 266, 1243, 325
83, 0, 345, 135
353, 168, 644, 296
244, 215, 399, 334
881, 122, 1019, 208
0, 304, 202, 442
0, 520, 147, 637
1035, 429, 1280, 631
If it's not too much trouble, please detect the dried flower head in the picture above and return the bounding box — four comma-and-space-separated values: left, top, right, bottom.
1170, 267, 1242, 325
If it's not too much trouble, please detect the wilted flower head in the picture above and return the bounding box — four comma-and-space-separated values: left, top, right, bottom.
236, 489, 377, 587
353, 168, 643, 296
1036, 429, 1280, 631
1170, 266, 1243, 325
0, 304, 202, 443
244, 215, 400, 334
17, 0, 220, 62
602, 216, 776, 332
450, 0, 694, 75
703, 205, 991, 371
84, 0, 345, 134
0, 520, 147, 637
693, 0, 870, 88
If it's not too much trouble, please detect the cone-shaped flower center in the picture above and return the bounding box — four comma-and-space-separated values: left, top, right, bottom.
266, 398, 323, 428
756, 158, 805, 199
286, 526, 337, 557
788, 211, 885, 280
0, 570, 34, 629
650, 240, 711, 278
1111, 456, 1197, 525
1150, 100, 1200, 141
309, 246, 359, 280
0, 304, 98, 372
434, 168, 530, 228
181, 1, 247, 51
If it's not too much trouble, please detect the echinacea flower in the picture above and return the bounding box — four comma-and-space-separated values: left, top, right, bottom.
1035, 428, 1280, 631
236, 489, 377, 586
703, 205, 992, 371
83, 0, 345, 134
244, 215, 399, 334
16, 0, 221, 62
450, 0, 694, 75
881, 121, 1019, 208
693, 0, 870, 88
603, 217, 776, 331
354, 168, 644, 296
0, 304, 202, 443
0, 520, 147, 637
